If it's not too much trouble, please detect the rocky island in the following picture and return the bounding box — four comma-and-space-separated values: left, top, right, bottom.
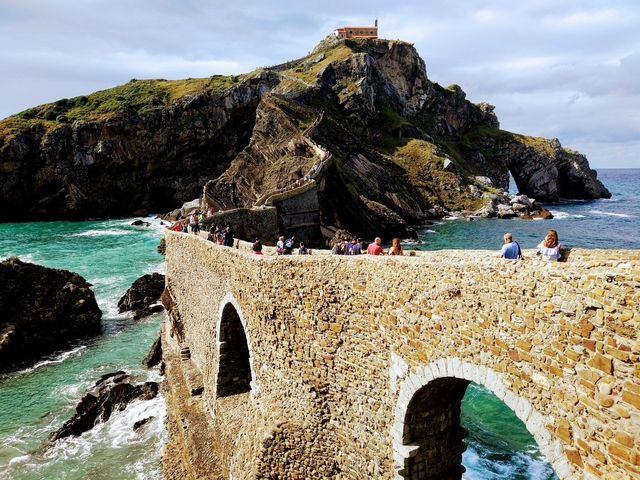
0, 36, 609, 244
0, 257, 102, 372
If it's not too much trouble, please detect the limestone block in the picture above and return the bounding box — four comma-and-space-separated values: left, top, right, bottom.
533, 421, 553, 448
552, 457, 577, 479
504, 390, 520, 412
437, 357, 449, 377
526, 410, 546, 438
532, 372, 551, 391
447, 356, 462, 379
515, 396, 533, 424
461, 362, 476, 382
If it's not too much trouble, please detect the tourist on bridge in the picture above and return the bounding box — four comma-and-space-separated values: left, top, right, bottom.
282, 236, 295, 255
277, 236, 285, 255
388, 238, 404, 256
367, 237, 386, 255
252, 238, 263, 255
351, 238, 363, 255
331, 240, 345, 255
189, 214, 199, 234
537, 230, 562, 261
298, 242, 309, 255
223, 227, 234, 247
499, 233, 521, 260
344, 238, 354, 255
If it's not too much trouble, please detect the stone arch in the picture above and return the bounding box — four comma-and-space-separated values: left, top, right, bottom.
391, 357, 570, 479
215, 293, 257, 399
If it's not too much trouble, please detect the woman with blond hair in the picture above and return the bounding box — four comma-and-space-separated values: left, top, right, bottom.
537, 229, 562, 261
388, 238, 404, 256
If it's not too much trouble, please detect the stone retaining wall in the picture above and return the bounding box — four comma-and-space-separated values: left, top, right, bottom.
164, 230, 640, 479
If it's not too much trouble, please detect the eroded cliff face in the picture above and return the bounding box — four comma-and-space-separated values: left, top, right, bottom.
0, 74, 278, 221
0, 38, 609, 235
472, 132, 610, 202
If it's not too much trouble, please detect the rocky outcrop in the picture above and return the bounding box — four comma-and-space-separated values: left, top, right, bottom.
117, 273, 165, 319
49, 371, 158, 441
475, 193, 553, 219
0, 257, 102, 372
0, 73, 280, 222
143, 333, 163, 369
475, 134, 610, 202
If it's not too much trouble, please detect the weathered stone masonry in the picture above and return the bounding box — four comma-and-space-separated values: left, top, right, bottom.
163, 230, 640, 480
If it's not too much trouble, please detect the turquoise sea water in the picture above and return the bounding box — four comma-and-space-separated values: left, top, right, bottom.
0, 219, 167, 480
409, 168, 640, 252
0, 169, 637, 479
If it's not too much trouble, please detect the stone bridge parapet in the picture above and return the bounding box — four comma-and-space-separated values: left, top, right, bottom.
162, 231, 640, 480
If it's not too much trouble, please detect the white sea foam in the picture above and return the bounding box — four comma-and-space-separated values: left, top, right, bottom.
548, 210, 570, 219
3, 253, 38, 263
8, 454, 29, 465
463, 442, 555, 480
590, 209, 631, 218
67, 229, 134, 237
9, 346, 87, 377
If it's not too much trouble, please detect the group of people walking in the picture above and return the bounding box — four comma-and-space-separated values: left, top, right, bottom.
499, 229, 562, 261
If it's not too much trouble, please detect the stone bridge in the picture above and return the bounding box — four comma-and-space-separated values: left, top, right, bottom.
161, 231, 640, 480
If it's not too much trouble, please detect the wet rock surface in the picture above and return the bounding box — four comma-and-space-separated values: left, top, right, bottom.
475, 192, 553, 220
143, 332, 163, 369
0, 257, 102, 372
117, 273, 165, 319
49, 371, 159, 441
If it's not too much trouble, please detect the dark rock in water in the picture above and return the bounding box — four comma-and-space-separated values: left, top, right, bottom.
133, 416, 154, 431
475, 193, 553, 220
131, 219, 151, 227
157, 237, 166, 255
134, 305, 164, 320
143, 333, 163, 369
118, 273, 165, 319
49, 371, 159, 441
0, 257, 102, 372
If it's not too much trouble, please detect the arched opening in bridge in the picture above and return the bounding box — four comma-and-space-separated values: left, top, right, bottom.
400, 378, 557, 480
401, 377, 471, 480
217, 303, 252, 398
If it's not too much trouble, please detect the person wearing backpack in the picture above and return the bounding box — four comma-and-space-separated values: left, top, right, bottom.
283, 235, 296, 255
499, 233, 521, 260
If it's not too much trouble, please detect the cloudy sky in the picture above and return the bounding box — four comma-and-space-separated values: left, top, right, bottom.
1, 0, 638, 168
